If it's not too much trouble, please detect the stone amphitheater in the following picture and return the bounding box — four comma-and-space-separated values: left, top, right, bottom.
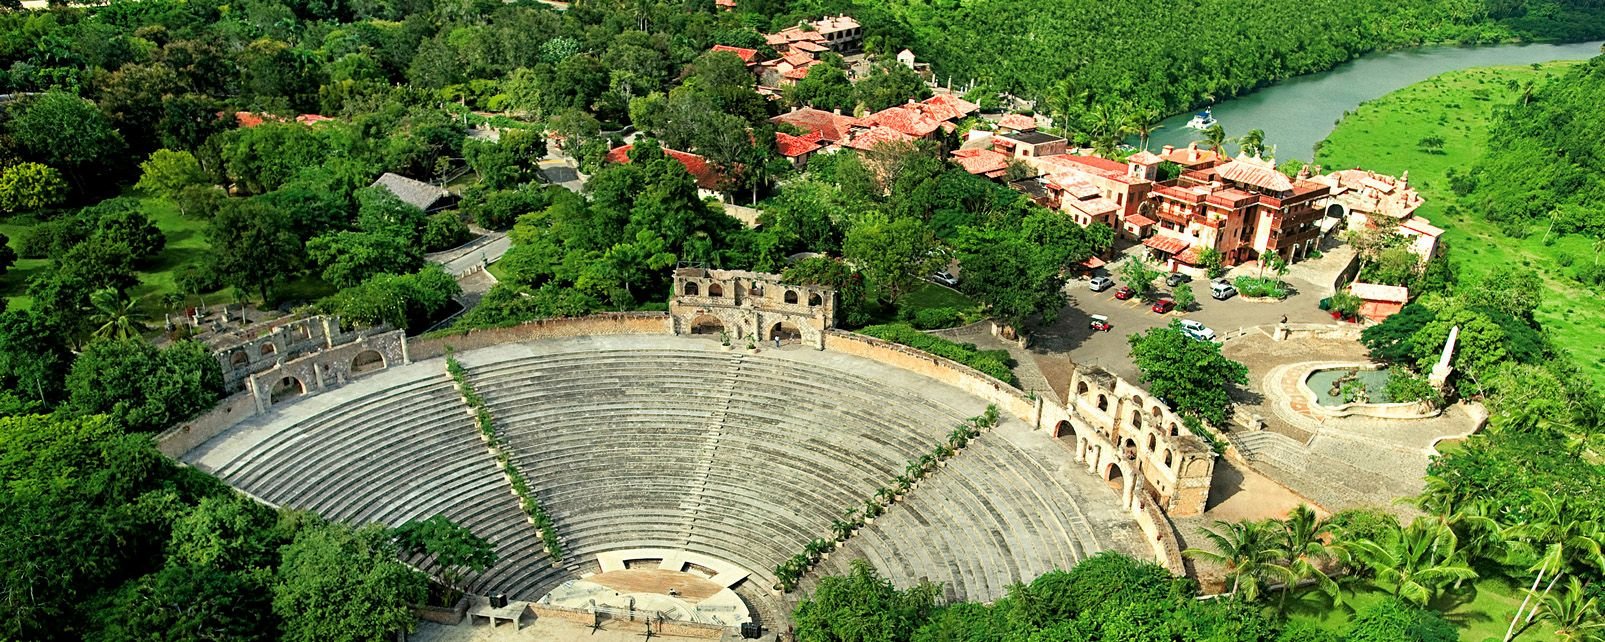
171, 269, 1207, 637
185, 334, 1147, 629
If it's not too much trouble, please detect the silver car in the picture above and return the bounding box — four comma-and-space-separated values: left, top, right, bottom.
1088, 276, 1115, 292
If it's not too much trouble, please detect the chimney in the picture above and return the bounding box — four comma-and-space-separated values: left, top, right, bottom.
833, 108, 841, 115
1161, 144, 1175, 156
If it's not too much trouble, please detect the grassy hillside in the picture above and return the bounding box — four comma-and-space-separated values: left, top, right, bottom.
1314, 60, 1605, 387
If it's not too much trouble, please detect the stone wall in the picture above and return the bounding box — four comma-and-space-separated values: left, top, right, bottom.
1058, 366, 1216, 517
212, 316, 372, 392
670, 268, 835, 350
410, 313, 672, 360
156, 391, 259, 458
528, 603, 726, 639
822, 330, 1038, 421
246, 330, 408, 413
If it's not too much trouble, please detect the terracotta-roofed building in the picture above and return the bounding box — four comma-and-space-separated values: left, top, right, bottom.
1399, 216, 1444, 260
766, 15, 862, 53
841, 125, 913, 152
992, 130, 1066, 160
951, 148, 1011, 178
715, 0, 735, 9
791, 40, 829, 55
924, 93, 979, 120
711, 44, 759, 66
1348, 282, 1410, 322
997, 114, 1036, 133
860, 102, 947, 139
234, 111, 279, 128
1159, 142, 1226, 171
770, 107, 862, 144
1141, 153, 1330, 273
606, 144, 729, 200
775, 131, 824, 167
1022, 152, 1155, 229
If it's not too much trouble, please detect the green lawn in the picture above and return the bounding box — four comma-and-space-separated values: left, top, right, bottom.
1315, 60, 1605, 388
2, 195, 333, 320
897, 281, 979, 316
1285, 572, 1537, 641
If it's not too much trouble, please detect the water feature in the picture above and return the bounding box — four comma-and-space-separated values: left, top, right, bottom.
1136, 40, 1605, 161
1305, 367, 1394, 406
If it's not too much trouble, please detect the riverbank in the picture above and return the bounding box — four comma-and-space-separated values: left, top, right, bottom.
1144, 40, 1604, 159
1314, 60, 1605, 388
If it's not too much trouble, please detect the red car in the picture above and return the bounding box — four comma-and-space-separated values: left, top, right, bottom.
1151, 299, 1175, 314
1113, 286, 1135, 300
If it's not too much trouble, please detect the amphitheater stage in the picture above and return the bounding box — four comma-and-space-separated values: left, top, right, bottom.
182, 334, 1145, 628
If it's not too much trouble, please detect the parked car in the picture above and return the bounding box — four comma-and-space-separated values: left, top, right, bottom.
932, 271, 959, 287
1088, 276, 1115, 292
1113, 286, 1135, 300
1089, 314, 1113, 332
1210, 280, 1238, 300
1151, 299, 1175, 314
1180, 319, 1217, 342
1165, 273, 1190, 287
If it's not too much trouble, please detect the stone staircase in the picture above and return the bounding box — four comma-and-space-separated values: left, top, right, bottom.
1227, 430, 1310, 473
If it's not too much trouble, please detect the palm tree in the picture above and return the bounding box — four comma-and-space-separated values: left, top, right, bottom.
1238, 128, 1267, 157
1275, 505, 1342, 611
1201, 123, 1228, 154
1087, 103, 1132, 158
1503, 491, 1605, 641
87, 288, 145, 342
1184, 520, 1284, 601
1541, 576, 1605, 642
1128, 107, 1165, 151
1347, 517, 1478, 607
1405, 474, 1505, 576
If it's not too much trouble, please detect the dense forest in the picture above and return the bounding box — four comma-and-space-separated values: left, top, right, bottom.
846, 0, 1605, 125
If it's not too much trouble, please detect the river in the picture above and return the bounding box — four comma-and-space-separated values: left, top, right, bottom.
1138, 40, 1604, 161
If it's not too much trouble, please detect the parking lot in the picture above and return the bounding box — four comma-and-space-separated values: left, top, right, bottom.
1028, 247, 1353, 386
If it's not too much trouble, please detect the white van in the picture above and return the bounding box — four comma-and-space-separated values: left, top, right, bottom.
1210, 280, 1237, 300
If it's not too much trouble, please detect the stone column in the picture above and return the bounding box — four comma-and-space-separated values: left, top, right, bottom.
400, 334, 412, 365
248, 375, 266, 414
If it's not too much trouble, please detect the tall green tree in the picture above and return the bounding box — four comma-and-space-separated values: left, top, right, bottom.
843, 212, 941, 304
392, 515, 497, 607
793, 559, 940, 642
1127, 321, 1248, 426
1348, 518, 1478, 607
206, 199, 305, 303
273, 523, 427, 642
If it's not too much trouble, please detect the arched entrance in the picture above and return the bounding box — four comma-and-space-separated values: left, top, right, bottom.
350, 350, 385, 376
1103, 463, 1125, 492
270, 376, 305, 404
708, 283, 724, 298
690, 315, 724, 335
230, 350, 250, 370
768, 321, 801, 343
1325, 203, 1346, 219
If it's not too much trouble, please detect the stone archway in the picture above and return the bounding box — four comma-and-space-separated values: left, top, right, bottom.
769, 321, 801, 343
1326, 203, 1346, 219
230, 350, 250, 370
350, 350, 385, 376
690, 315, 725, 335
269, 376, 305, 404
260, 343, 277, 358
1103, 462, 1125, 491
708, 283, 724, 298
683, 282, 700, 296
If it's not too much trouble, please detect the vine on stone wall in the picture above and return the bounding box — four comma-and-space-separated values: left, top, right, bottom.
446, 352, 564, 561
774, 405, 1000, 592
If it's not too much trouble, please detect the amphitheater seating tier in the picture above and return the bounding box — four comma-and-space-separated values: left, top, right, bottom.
184, 336, 1143, 625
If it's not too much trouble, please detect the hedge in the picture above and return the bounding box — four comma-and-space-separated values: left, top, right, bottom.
857, 324, 1019, 386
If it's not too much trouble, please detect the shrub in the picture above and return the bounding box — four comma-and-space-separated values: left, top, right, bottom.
1384, 366, 1442, 405
909, 306, 963, 330
422, 212, 471, 252
1232, 276, 1287, 299
857, 324, 1018, 385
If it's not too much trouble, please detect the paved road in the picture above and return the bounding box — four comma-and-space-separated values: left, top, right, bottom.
429, 233, 511, 277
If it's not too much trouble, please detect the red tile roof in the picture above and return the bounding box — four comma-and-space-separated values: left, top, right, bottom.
295, 114, 333, 125
861, 104, 945, 138
711, 45, 758, 64
1217, 155, 1294, 192
1142, 235, 1191, 255
775, 131, 824, 157
1057, 153, 1127, 174
924, 93, 979, 119
951, 148, 1010, 176
769, 108, 862, 143
843, 125, 913, 151
792, 40, 829, 54
1125, 214, 1156, 227
998, 114, 1036, 131
606, 145, 723, 191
